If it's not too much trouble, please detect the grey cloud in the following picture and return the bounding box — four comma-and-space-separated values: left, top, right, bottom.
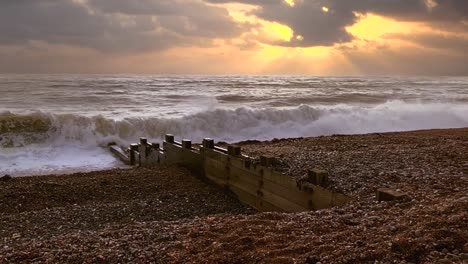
90, 0, 246, 38
341, 44, 468, 76
384, 32, 468, 54
207, 0, 359, 46
0, 0, 243, 52
257, 1, 357, 46
354, 0, 468, 23
206, 0, 468, 47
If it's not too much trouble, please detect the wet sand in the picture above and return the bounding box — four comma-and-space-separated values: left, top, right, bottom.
1, 128, 467, 263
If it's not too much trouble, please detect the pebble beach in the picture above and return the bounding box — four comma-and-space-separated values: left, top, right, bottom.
1, 128, 467, 263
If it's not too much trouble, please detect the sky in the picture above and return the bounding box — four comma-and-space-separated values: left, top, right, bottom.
0, 0, 467, 75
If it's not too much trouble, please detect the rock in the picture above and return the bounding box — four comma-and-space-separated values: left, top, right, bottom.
376, 188, 409, 202
1, 174, 12, 181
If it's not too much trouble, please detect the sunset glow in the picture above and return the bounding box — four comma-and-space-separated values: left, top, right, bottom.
346, 14, 421, 40
0, 0, 466, 75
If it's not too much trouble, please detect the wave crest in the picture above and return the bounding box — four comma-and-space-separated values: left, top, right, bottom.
1, 101, 468, 148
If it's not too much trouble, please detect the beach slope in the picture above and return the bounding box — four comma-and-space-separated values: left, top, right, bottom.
1, 128, 467, 263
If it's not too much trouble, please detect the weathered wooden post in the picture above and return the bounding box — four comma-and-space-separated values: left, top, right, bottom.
203, 138, 215, 149
307, 169, 329, 186
182, 139, 192, 149
165, 134, 174, 143
227, 145, 241, 156
130, 143, 139, 166
139, 137, 148, 165
150, 143, 160, 150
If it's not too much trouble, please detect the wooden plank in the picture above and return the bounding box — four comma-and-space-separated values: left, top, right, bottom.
226, 184, 260, 210
307, 185, 346, 209
203, 148, 229, 163
262, 179, 313, 209
109, 145, 130, 165
146, 150, 160, 165
204, 158, 229, 180
227, 184, 291, 212
126, 138, 350, 212
262, 170, 298, 189
162, 142, 182, 164
205, 174, 228, 186
228, 165, 260, 187
260, 188, 308, 212
228, 178, 259, 198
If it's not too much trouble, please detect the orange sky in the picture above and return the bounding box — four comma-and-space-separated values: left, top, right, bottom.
0, 0, 467, 75
136, 1, 464, 75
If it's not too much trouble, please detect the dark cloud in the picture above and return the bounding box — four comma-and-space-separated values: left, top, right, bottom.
3, 0, 466, 52
206, 0, 468, 47
0, 0, 243, 52
208, 0, 359, 46
1, 0, 467, 75
207, 0, 468, 75
89, 0, 245, 38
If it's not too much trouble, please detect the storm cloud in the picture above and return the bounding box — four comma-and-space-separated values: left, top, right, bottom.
2, 0, 467, 51
0, 0, 244, 52
1, 0, 467, 75
207, 0, 468, 47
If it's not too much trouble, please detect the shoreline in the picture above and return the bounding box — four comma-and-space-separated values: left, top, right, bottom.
4, 127, 468, 179
1, 127, 467, 263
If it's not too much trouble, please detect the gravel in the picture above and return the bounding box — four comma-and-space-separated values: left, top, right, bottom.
1, 128, 467, 263
239, 128, 468, 199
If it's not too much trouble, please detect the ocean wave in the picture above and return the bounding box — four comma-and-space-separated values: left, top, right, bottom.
1, 101, 468, 149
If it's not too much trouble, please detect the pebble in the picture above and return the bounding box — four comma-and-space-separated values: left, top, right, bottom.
0, 129, 466, 263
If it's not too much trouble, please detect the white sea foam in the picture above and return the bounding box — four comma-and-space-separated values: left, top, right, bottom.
1, 75, 467, 176
0, 144, 121, 176
1, 101, 467, 176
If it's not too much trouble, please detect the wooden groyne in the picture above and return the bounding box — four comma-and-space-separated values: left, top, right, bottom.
111, 135, 350, 212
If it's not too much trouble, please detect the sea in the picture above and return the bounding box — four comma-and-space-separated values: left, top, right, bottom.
1, 74, 467, 176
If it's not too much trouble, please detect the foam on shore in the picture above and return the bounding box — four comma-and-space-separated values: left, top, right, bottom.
1, 101, 468, 176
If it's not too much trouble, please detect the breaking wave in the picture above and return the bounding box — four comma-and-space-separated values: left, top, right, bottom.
2, 100, 468, 176
1, 100, 468, 148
